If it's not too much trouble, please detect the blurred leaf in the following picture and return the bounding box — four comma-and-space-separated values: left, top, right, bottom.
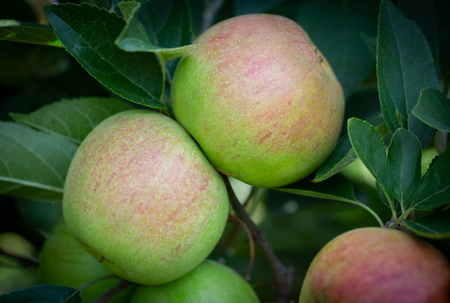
412, 146, 450, 210
348, 118, 397, 206
277, 173, 384, 226
10, 97, 134, 144
361, 33, 376, 58
314, 122, 389, 182
296, 0, 378, 98
0, 284, 81, 303
0, 122, 78, 201
115, 1, 194, 62
44, 3, 164, 108
109, 0, 149, 11
403, 210, 450, 239
377, 0, 438, 148
387, 129, 422, 208
0, 20, 62, 47
234, 0, 287, 15
404, 212, 450, 239
413, 87, 450, 132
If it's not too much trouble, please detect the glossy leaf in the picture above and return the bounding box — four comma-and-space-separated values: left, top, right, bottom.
0, 122, 78, 201
44, 3, 164, 108
348, 118, 397, 206
403, 210, 450, 239
0, 20, 63, 47
387, 129, 422, 208
412, 146, 450, 210
377, 0, 438, 148
0, 284, 81, 303
115, 1, 194, 62
413, 87, 450, 132
314, 122, 389, 182
10, 97, 135, 144
297, 0, 378, 98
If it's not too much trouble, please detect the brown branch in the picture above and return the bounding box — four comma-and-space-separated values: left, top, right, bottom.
222, 175, 295, 303
93, 280, 132, 303
228, 213, 255, 280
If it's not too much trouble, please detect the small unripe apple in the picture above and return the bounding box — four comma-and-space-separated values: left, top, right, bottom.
300, 227, 450, 303
130, 260, 260, 303
39, 220, 133, 303
63, 110, 229, 285
172, 14, 344, 188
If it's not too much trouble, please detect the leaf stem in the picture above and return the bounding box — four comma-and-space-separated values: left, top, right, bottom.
62, 274, 118, 303
222, 175, 294, 303
389, 208, 414, 230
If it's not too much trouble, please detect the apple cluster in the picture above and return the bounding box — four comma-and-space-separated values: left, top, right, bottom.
38, 13, 450, 303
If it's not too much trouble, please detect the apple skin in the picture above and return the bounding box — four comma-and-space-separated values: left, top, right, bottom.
63, 110, 229, 285
171, 14, 344, 188
300, 227, 450, 303
39, 220, 133, 303
130, 260, 260, 303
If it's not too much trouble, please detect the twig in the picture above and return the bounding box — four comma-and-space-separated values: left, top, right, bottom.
222, 175, 295, 303
92, 280, 132, 303
201, 0, 226, 33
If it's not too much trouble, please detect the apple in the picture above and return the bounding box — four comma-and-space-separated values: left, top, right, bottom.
299, 227, 450, 303
63, 110, 229, 285
39, 220, 133, 303
171, 14, 344, 188
130, 260, 260, 303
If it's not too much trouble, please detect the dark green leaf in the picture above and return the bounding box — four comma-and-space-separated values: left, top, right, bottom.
10, 97, 135, 144
44, 3, 164, 108
0, 284, 81, 303
0, 122, 78, 201
377, 183, 400, 214
413, 87, 450, 132
361, 33, 376, 58
377, 0, 438, 147
413, 146, 450, 210
115, 1, 194, 62
348, 118, 397, 206
234, 0, 287, 15
277, 173, 383, 226
296, 0, 378, 98
403, 210, 450, 239
314, 122, 389, 182
0, 20, 63, 47
387, 129, 422, 208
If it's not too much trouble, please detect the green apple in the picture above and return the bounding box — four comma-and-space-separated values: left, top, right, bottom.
39, 220, 133, 303
300, 227, 450, 303
63, 110, 229, 285
171, 14, 344, 188
130, 260, 260, 303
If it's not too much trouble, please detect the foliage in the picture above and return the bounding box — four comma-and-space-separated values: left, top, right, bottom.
0, 0, 449, 302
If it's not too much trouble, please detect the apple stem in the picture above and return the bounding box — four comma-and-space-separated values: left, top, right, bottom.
92, 279, 132, 303
228, 213, 255, 280
222, 175, 295, 303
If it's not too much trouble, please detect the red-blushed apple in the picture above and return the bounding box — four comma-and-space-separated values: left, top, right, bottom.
300, 227, 450, 303
39, 220, 133, 303
171, 14, 344, 188
130, 260, 260, 303
63, 110, 229, 285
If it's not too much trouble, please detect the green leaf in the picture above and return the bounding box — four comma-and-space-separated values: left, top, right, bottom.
403, 210, 450, 239
361, 33, 377, 58
377, 0, 438, 148
115, 1, 194, 62
314, 122, 389, 182
0, 20, 63, 47
277, 173, 383, 226
413, 87, 450, 132
387, 129, 422, 208
412, 145, 450, 210
10, 97, 135, 144
348, 118, 397, 207
0, 122, 78, 201
0, 284, 81, 303
296, 0, 378, 98
44, 3, 164, 108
